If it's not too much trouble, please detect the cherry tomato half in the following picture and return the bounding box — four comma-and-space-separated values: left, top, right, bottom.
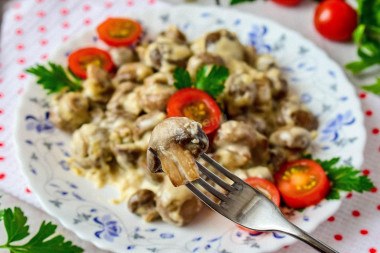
237, 177, 281, 234
314, 0, 357, 41
271, 0, 303, 7
166, 88, 221, 135
274, 159, 330, 209
68, 47, 114, 79
97, 17, 142, 47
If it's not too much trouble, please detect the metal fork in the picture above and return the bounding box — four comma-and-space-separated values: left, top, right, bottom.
148, 148, 339, 253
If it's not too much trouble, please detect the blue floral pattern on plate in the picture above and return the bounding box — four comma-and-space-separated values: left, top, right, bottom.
14, 6, 365, 253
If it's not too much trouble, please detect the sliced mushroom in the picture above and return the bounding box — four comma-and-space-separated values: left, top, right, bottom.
133, 111, 166, 141
147, 117, 209, 186
50, 91, 91, 132
191, 29, 245, 61
255, 54, 276, 72
213, 121, 257, 170
276, 94, 318, 130
158, 25, 188, 44
106, 82, 142, 119
269, 126, 311, 149
112, 62, 153, 86
82, 64, 113, 103
69, 123, 113, 170
186, 53, 225, 79
222, 73, 256, 116
265, 68, 288, 99
138, 82, 176, 113
234, 166, 273, 182
254, 77, 273, 112
138, 26, 192, 72
128, 189, 160, 222
156, 177, 203, 226
109, 47, 135, 67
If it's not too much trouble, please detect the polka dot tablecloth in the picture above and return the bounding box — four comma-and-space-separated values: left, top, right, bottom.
0, 0, 379, 252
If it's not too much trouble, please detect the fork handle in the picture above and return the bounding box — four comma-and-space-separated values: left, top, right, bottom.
282, 223, 339, 253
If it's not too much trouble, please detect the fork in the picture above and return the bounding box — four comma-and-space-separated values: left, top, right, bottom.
148, 148, 339, 253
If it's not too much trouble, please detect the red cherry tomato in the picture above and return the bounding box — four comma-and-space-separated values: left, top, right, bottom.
68, 47, 114, 79
274, 159, 330, 209
166, 88, 221, 135
97, 17, 142, 47
237, 177, 281, 234
314, 0, 357, 41
271, 0, 303, 6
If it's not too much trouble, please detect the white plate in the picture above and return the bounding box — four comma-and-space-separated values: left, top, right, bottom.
15, 6, 365, 253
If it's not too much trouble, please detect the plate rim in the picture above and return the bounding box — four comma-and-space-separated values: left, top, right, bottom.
13, 4, 366, 252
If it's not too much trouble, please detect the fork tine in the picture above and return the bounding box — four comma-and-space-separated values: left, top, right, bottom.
196, 161, 235, 192
193, 177, 228, 202
185, 182, 223, 213
200, 153, 243, 185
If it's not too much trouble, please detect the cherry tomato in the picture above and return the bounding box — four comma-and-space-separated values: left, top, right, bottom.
274, 159, 330, 209
68, 47, 114, 79
314, 0, 357, 41
237, 177, 281, 234
97, 17, 142, 47
166, 88, 221, 135
271, 0, 303, 6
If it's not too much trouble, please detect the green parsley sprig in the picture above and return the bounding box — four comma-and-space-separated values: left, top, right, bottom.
26, 62, 82, 95
345, 0, 380, 95
173, 65, 229, 98
0, 207, 83, 253
303, 155, 375, 200
230, 0, 256, 5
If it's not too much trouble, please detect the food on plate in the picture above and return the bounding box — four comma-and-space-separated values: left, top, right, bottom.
27, 17, 374, 228
166, 88, 221, 134
314, 0, 358, 41
147, 117, 209, 186
68, 47, 115, 79
97, 17, 142, 47
274, 159, 330, 209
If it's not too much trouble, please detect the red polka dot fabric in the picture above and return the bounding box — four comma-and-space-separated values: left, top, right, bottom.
0, 1, 379, 252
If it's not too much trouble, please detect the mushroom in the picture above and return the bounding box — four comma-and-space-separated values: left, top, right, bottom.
133, 111, 166, 141
138, 81, 176, 113
137, 26, 192, 72
276, 94, 318, 131
112, 62, 153, 86
147, 117, 209, 186
191, 29, 245, 61
155, 177, 203, 226
69, 123, 113, 170
127, 189, 160, 222
49, 91, 90, 132
254, 77, 273, 112
106, 82, 142, 119
213, 120, 257, 170
109, 47, 135, 67
265, 68, 288, 99
82, 64, 113, 103
255, 54, 276, 72
269, 126, 312, 149
186, 53, 225, 79
222, 73, 256, 116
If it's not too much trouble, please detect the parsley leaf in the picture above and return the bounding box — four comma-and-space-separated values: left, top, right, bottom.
173, 65, 229, 99
362, 78, 380, 95
345, 0, 380, 95
173, 67, 192, 90
230, 0, 256, 5
3, 207, 30, 244
314, 157, 375, 200
0, 207, 83, 253
26, 62, 82, 94
195, 65, 229, 98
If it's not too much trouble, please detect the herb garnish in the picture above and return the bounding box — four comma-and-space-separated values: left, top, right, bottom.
173, 65, 229, 98
0, 207, 83, 253
345, 0, 380, 94
303, 155, 375, 200
26, 62, 82, 94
